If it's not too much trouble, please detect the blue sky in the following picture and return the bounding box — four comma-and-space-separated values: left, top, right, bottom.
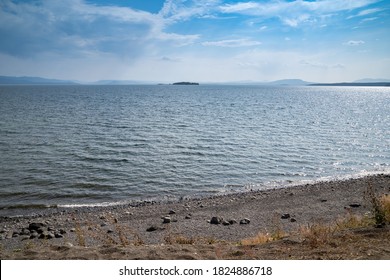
0, 0, 389, 83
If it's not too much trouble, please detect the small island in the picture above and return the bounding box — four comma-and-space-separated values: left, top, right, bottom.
172, 82, 199, 85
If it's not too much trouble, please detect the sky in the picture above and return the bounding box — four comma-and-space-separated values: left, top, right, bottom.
0, 0, 389, 83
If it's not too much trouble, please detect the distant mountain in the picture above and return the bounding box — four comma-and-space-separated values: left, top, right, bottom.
353, 78, 390, 83
0, 76, 77, 85
268, 79, 312, 86
310, 82, 390, 87
92, 80, 153, 85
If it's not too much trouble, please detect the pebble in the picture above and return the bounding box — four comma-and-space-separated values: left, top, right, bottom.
30, 232, 39, 239
239, 218, 250, 225
169, 210, 176, 215
210, 217, 223, 225
146, 225, 165, 232
162, 216, 171, 224
28, 222, 45, 231
349, 203, 361, 208
281, 214, 291, 219
290, 218, 297, 223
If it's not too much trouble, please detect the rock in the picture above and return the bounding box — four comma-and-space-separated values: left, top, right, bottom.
114, 218, 118, 223
162, 216, 171, 224
210, 217, 223, 225
38, 233, 46, 239
30, 232, 39, 239
290, 218, 297, 223
281, 213, 291, 219
349, 203, 361, 208
240, 218, 250, 225
70, 228, 76, 232
28, 222, 45, 231
185, 215, 192, 219
228, 219, 237, 225
55, 233, 64, 238
20, 228, 30, 235
59, 229, 66, 234
12, 232, 19, 238
47, 232, 55, 239
107, 229, 114, 234
146, 225, 165, 232
169, 210, 176, 215
320, 199, 327, 202
222, 221, 231, 226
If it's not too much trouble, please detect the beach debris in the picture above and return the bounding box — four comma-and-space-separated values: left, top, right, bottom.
240, 218, 251, 225
281, 213, 291, 219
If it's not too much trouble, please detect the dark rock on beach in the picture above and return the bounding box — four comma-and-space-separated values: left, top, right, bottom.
210, 217, 223, 225
281, 214, 291, 219
240, 218, 250, 225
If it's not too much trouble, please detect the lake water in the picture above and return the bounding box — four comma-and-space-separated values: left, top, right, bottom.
0, 85, 389, 215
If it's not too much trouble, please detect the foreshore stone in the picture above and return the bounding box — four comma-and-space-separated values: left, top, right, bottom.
210, 217, 223, 225
349, 203, 361, 208
239, 218, 250, 225
281, 214, 291, 219
146, 225, 165, 232
28, 222, 45, 231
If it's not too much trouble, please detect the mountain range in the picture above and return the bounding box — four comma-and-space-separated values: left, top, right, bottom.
1, 75, 389, 86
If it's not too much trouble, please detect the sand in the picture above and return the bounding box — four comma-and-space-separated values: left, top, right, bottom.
1, 174, 389, 259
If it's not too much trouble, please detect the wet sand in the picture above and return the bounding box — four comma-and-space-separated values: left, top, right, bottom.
1, 174, 389, 259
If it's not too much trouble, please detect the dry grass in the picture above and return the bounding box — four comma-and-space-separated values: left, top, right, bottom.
380, 194, 390, 222
240, 232, 273, 246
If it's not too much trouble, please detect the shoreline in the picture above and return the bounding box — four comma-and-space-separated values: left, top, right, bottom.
2, 169, 389, 218
1, 174, 389, 259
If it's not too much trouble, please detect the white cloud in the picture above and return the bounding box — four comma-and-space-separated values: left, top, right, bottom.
219, 0, 380, 27
0, 0, 200, 58
300, 60, 345, 69
357, 8, 383, 17
202, 38, 262, 47
343, 40, 365, 46
159, 0, 222, 22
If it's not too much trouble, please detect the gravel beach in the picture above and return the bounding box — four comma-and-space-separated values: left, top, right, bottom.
1, 174, 389, 260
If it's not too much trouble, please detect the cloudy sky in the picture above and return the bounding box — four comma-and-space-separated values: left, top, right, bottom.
0, 0, 389, 83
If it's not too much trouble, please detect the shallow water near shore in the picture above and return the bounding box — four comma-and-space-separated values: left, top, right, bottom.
0, 85, 389, 215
